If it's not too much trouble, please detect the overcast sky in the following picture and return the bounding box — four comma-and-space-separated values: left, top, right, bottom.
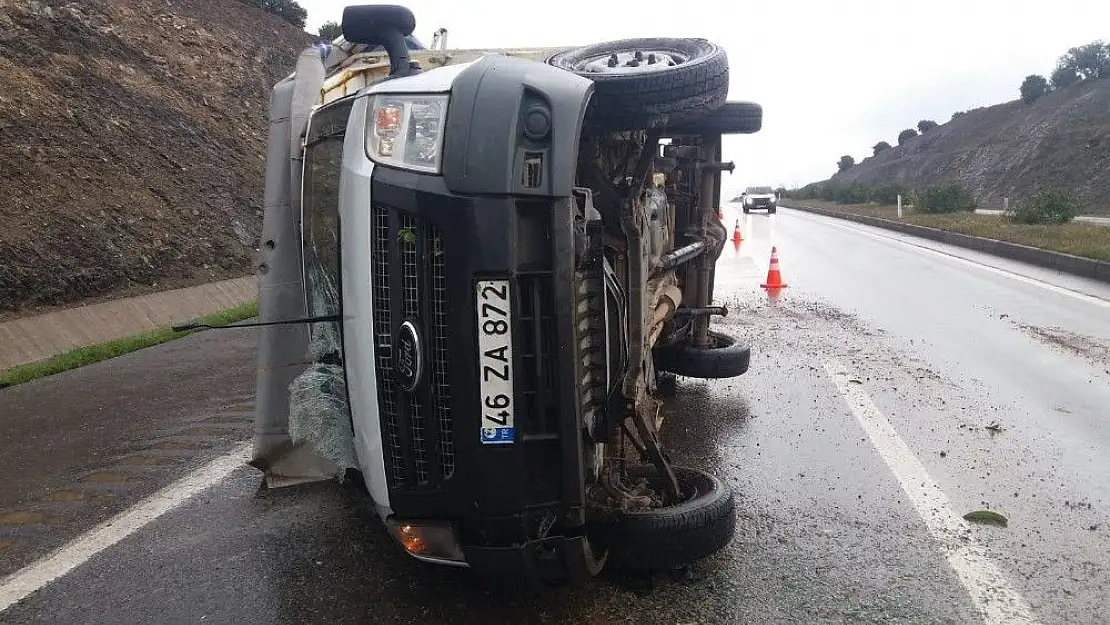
295, 0, 1110, 197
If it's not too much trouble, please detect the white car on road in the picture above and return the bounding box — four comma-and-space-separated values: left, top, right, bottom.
741, 186, 777, 213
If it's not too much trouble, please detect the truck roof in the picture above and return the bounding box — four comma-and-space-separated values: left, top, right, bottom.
316, 35, 565, 104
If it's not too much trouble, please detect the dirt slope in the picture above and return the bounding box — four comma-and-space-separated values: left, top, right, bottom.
0, 0, 313, 315
833, 79, 1110, 214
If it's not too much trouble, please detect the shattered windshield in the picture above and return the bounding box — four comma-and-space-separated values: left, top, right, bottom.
291, 99, 358, 476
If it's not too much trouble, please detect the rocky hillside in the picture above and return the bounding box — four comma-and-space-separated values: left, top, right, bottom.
832, 79, 1110, 214
0, 0, 312, 315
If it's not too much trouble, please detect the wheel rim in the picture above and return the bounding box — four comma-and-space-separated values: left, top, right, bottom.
575, 48, 687, 74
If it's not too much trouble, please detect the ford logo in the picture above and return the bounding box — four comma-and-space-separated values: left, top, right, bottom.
395, 320, 423, 392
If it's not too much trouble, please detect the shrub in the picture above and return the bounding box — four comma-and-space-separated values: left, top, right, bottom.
797, 183, 822, 200
1008, 187, 1079, 224
837, 155, 855, 173
239, 0, 307, 27
872, 141, 891, 156
918, 182, 977, 213
1020, 74, 1048, 104
951, 111, 967, 121
840, 183, 870, 204
819, 181, 869, 204
897, 128, 918, 145
317, 20, 342, 40
917, 120, 938, 133
784, 184, 818, 200
870, 182, 910, 205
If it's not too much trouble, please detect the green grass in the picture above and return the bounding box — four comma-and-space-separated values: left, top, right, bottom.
795, 200, 1110, 263
0, 300, 258, 388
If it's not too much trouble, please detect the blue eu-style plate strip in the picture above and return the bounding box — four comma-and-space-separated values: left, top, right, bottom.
480, 427, 515, 444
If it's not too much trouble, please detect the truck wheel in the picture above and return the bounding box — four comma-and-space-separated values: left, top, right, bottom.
664, 101, 763, 135
546, 38, 728, 129
654, 330, 750, 378
592, 466, 735, 571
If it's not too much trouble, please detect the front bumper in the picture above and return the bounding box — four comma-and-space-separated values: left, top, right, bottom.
385, 516, 603, 582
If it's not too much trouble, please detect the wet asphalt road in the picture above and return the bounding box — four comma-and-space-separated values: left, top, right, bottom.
2, 205, 1109, 624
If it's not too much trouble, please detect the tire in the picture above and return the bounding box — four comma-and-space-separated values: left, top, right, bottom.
654, 330, 750, 378
742, 206, 750, 214
590, 466, 736, 571
664, 101, 763, 135
546, 38, 729, 130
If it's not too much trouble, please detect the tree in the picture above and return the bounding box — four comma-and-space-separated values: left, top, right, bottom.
1020, 74, 1048, 104
837, 155, 855, 173
1050, 65, 1079, 90
897, 128, 918, 145
1058, 41, 1110, 81
238, 0, 307, 28
872, 141, 891, 156
917, 119, 938, 133
317, 20, 342, 40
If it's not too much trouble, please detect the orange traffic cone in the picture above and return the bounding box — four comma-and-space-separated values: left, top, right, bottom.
760, 246, 789, 289
732, 220, 743, 243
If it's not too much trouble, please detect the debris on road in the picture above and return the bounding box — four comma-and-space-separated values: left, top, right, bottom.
963, 510, 1009, 528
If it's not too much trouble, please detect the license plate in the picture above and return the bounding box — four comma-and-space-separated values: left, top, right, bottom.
476, 279, 515, 445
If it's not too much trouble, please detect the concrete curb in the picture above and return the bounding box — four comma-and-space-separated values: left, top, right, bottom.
782, 203, 1110, 285
0, 276, 258, 370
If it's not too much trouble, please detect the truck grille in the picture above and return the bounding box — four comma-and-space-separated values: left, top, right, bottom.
372, 205, 454, 488
518, 275, 560, 436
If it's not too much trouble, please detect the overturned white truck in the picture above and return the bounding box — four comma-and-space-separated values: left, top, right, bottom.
251, 4, 762, 583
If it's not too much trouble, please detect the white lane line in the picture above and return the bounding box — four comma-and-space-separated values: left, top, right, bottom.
0, 442, 252, 613
824, 361, 1039, 625
791, 210, 1110, 309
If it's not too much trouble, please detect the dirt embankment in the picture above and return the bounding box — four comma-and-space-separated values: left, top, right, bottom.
832, 79, 1110, 214
0, 0, 313, 316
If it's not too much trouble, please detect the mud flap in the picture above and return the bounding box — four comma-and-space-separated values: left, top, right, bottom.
251, 47, 340, 488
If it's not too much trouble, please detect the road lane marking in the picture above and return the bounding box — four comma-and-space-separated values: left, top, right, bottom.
0, 442, 252, 613
792, 210, 1110, 310
824, 361, 1039, 625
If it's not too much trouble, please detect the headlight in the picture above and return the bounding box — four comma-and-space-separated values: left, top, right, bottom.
744, 197, 752, 205
366, 94, 449, 174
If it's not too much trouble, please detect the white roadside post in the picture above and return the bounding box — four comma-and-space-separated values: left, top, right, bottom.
1004, 197, 1010, 213
897, 194, 903, 218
